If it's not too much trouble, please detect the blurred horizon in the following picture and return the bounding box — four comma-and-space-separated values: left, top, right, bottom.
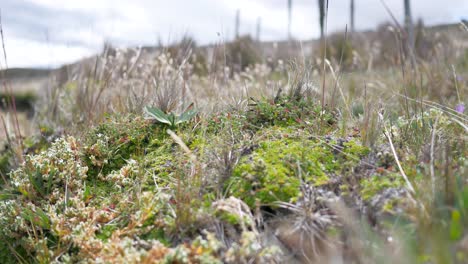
1, 0, 467, 68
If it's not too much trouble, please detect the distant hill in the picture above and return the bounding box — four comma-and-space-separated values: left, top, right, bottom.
0, 68, 53, 80
0, 68, 53, 96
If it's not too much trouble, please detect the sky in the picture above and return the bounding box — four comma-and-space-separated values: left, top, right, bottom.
1, 0, 467, 68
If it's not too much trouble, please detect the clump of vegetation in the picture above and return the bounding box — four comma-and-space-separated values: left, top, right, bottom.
230, 135, 334, 207
0, 20, 467, 263
228, 123, 371, 207
82, 115, 157, 178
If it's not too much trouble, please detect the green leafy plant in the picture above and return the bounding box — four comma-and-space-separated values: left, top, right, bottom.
145, 106, 198, 128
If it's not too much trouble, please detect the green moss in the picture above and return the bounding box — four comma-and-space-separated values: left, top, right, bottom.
360, 173, 405, 201
228, 136, 337, 207
336, 139, 371, 173
381, 198, 401, 213
215, 209, 253, 227
342, 139, 370, 158
220, 211, 242, 225
226, 126, 374, 208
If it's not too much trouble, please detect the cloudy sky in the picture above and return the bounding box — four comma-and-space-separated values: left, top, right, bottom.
1, 0, 467, 68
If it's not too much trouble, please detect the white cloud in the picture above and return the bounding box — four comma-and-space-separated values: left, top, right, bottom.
0, 37, 96, 68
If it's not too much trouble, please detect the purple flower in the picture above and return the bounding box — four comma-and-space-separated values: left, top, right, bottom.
455, 103, 465, 114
